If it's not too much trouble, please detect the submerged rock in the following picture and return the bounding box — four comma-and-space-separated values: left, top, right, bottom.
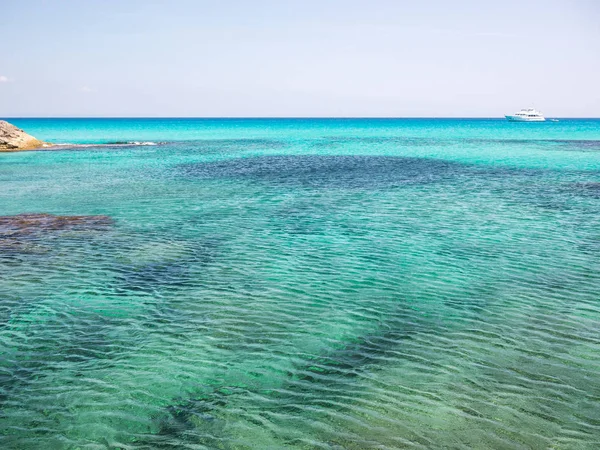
0, 213, 113, 254
0, 120, 49, 151
0, 213, 113, 237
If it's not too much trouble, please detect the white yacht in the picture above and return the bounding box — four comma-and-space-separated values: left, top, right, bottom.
505, 108, 545, 122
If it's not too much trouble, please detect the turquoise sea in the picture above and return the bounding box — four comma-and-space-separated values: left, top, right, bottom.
1, 118, 600, 449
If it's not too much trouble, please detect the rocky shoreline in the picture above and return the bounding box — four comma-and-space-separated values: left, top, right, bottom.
0, 120, 50, 151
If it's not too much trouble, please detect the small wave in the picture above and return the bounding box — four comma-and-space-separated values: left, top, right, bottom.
106, 141, 161, 146
46, 141, 165, 149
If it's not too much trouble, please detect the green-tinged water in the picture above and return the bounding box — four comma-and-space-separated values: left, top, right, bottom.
1, 119, 600, 449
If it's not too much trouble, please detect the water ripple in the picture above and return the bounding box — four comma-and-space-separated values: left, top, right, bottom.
2, 136, 600, 448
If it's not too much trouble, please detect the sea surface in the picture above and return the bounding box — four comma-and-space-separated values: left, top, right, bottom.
1, 118, 600, 449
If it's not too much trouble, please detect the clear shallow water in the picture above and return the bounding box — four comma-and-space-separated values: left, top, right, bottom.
1, 119, 600, 449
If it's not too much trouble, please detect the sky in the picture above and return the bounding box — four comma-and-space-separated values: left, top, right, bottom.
1, 0, 599, 117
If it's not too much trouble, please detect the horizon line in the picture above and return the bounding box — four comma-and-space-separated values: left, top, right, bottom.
3, 116, 599, 120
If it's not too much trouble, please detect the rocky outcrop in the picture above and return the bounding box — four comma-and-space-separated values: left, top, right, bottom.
0, 213, 113, 235
0, 120, 49, 151
0, 213, 113, 253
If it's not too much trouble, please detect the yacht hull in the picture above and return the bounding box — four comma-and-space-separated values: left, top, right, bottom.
505, 115, 545, 122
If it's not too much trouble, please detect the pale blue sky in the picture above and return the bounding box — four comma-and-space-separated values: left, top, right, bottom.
1, 0, 599, 117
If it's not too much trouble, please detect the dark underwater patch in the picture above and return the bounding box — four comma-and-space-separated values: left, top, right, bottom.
288, 303, 434, 387
308, 136, 600, 153
113, 261, 194, 296
135, 303, 431, 447
110, 239, 220, 297
569, 182, 600, 198
547, 140, 600, 152
0, 213, 113, 236
178, 155, 474, 189
0, 312, 129, 417
157, 390, 232, 442
459, 138, 600, 151
0, 213, 113, 254
176, 154, 600, 217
